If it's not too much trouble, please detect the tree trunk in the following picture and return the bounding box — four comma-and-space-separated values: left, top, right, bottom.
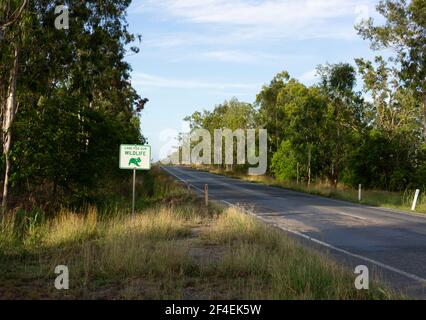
307, 143, 312, 187
2, 153, 11, 214
2, 44, 19, 216
423, 95, 426, 141
276, 106, 279, 152
334, 118, 341, 190
296, 162, 299, 184
334, 163, 340, 189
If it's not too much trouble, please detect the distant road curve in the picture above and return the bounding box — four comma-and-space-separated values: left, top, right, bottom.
162, 166, 426, 299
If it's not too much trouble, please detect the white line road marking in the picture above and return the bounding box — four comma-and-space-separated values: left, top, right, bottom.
163, 167, 426, 286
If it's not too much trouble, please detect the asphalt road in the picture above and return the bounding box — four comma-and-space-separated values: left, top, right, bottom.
162, 166, 426, 299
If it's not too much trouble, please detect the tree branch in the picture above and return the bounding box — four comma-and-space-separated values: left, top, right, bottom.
0, 0, 28, 31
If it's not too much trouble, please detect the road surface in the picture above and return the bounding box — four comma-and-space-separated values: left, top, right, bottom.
162, 166, 426, 299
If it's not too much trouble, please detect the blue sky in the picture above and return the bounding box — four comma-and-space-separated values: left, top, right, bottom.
125, 0, 382, 160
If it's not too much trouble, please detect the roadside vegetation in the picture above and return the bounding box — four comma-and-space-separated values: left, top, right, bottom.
1, 0, 148, 215
0, 167, 401, 299
178, 1, 426, 203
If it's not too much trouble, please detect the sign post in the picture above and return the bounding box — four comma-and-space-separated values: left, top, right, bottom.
132, 169, 136, 216
120, 145, 151, 216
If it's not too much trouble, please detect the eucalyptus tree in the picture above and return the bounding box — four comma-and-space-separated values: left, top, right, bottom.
0, 0, 28, 215
256, 71, 290, 158
317, 63, 364, 187
184, 98, 256, 170
356, 56, 421, 134
1, 0, 146, 212
279, 82, 327, 185
356, 0, 426, 139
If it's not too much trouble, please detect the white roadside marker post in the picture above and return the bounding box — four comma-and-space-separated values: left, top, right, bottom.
358, 184, 362, 202
411, 189, 420, 211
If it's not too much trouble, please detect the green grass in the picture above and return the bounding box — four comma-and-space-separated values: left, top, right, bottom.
194, 165, 426, 214
0, 166, 403, 300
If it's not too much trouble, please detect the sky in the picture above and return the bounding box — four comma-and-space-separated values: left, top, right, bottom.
125, 0, 383, 161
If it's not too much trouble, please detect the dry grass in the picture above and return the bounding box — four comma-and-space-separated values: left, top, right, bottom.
0, 205, 200, 299
203, 208, 398, 300
0, 168, 402, 300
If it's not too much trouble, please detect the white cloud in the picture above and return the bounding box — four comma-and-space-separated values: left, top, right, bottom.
203, 50, 257, 63
355, 4, 371, 24
299, 69, 318, 84
136, 0, 377, 40
132, 73, 261, 90
140, 0, 353, 25
194, 50, 312, 63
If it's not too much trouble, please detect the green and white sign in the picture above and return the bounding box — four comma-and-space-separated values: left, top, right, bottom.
120, 145, 151, 170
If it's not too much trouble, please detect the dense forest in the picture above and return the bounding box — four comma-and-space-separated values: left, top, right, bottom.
184, 0, 426, 192
0, 1, 147, 213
